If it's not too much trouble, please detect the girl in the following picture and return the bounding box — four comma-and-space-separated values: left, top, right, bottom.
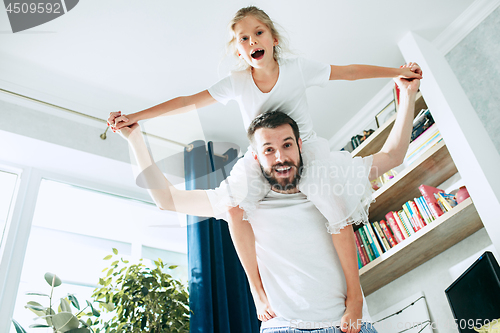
108, 6, 422, 332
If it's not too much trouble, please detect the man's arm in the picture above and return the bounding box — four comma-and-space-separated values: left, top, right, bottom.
330, 64, 422, 81
368, 63, 421, 181
121, 123, 215, 217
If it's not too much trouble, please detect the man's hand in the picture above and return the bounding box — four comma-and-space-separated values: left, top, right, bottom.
395, 63, 421, 93
115, 122, 140, 140
107, 111, 140, 131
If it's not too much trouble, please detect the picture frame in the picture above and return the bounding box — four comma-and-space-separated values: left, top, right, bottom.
375, 100, 397, 128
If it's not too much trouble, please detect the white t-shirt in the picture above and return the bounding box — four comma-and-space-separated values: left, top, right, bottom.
250, 190, 372, 330
208, 57, 330, 142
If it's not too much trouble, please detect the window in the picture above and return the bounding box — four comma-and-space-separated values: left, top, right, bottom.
0, 170, 18, 248
11, 179, 187, 332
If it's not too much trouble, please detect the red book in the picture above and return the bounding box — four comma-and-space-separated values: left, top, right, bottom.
379, 220, 397, 247
385, 212, 405, 243
409, 201, 426, 228
354, 230, 368, 266
355, 230, 369, 265
418, 184, 445, 219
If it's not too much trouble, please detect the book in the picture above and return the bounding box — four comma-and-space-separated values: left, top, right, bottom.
357, 247, 363, 269
354, 230, 370, 265
402, 203, 420, 232
439, 192, 457, 209
385, 212, 405, 243
354, 231, 368, 266
415, 196, 431, 225
435, 193, 451, 212
418, 196, 435, 223
409, 200, 426, 228
379, 220, 397, 247
373, 221, 391, 251
419, 184, 445, 219
366, 223, 384, 256
363, 224, 380, 258
393, 210, 410, 238
397, 210, 415, 236
359, 227, 375, 261
411, 109, 435, 142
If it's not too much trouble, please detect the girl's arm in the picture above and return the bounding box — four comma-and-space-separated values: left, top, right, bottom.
109, 90, 217, 130
331, 225, 363, 333
226, 207, 276, 322
329, 64, 422, 81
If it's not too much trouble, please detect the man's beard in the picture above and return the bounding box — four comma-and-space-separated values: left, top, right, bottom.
260, 152, 304, 193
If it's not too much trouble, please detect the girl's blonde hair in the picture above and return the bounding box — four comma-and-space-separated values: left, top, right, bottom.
227, 6, 289, 69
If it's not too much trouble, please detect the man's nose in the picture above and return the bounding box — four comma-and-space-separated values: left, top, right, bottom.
250, 37, 257, 46
275, 149, 284, 162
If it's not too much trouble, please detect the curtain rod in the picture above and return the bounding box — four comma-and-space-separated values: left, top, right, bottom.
0, 88, 234, 157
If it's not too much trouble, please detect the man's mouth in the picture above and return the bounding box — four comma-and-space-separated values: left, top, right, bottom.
251, 49, 265, 60
273, 165, 292, 177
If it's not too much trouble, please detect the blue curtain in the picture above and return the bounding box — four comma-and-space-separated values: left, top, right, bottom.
185, 140, 260, 333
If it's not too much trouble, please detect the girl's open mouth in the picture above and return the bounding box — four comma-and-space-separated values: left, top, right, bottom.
251, 49, 265, 60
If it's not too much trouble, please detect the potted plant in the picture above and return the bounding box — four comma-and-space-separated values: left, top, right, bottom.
12, 272, 100, 333
91, 249, 190, 333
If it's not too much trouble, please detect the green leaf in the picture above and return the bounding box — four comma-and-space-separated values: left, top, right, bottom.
44, 272, 62, 287
86, 301, 100, 317
51, 312, 80, 332
60, 298, 72, 313
68, 294, 80, 310
66, 328, 91, 333
101, 267, 108, 273
12, 319, 27, 333
168, 265, 178, 270
29, 324, 51, 328
112, 248, 118, 255
103, 255, 113, 260
140, 286, 148, 296
110, 260, 119, 267
26, 301, 45, 312
25, 292, 49, 297
45, 308, 55, 326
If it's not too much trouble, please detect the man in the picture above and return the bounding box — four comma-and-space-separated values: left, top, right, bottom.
114, 66, 420, 333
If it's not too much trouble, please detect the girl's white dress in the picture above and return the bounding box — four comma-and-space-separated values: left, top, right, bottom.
206, 57, 373, 234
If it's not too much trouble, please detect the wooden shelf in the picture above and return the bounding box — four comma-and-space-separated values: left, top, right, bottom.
352, 92, 427, 158
368, 140, 458, 222
359, 197, 483, 295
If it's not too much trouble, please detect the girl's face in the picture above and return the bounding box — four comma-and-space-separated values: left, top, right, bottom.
233, 15, 278, 69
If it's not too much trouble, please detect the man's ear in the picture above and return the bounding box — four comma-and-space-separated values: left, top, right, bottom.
298, 138, 302, 153
252, 151, 258, 160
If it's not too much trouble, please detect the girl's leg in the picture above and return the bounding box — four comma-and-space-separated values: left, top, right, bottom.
226, 206, 276, 322
331, 225, 363, 333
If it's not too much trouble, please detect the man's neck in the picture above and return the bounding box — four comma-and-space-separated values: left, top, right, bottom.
271, 187, 300, 194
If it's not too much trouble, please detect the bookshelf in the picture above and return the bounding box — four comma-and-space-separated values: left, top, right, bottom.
359, 198, 482, 295
350, 91, 484, 295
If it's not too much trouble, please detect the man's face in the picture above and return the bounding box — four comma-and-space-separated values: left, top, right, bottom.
252, 124, 303, 194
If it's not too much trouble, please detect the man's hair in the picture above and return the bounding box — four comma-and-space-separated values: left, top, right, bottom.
247, 110, 300, 146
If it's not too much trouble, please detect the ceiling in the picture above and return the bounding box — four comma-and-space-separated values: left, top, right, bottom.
0, 0, 476, 153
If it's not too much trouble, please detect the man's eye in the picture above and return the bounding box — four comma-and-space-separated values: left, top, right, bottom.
257, 31, 263, 35
265, 148, 273, 153
239, 37, 248, 42
284, 143, 291, 148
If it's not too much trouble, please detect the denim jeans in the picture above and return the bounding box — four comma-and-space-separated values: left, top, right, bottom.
260, 322, 378, 333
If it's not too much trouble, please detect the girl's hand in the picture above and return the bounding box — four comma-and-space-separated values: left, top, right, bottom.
395, 63, 421, 93
340, 295, 363, 333
252, 288, 277, 322
107, 111, 139, 131
399, 61, 423, 80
